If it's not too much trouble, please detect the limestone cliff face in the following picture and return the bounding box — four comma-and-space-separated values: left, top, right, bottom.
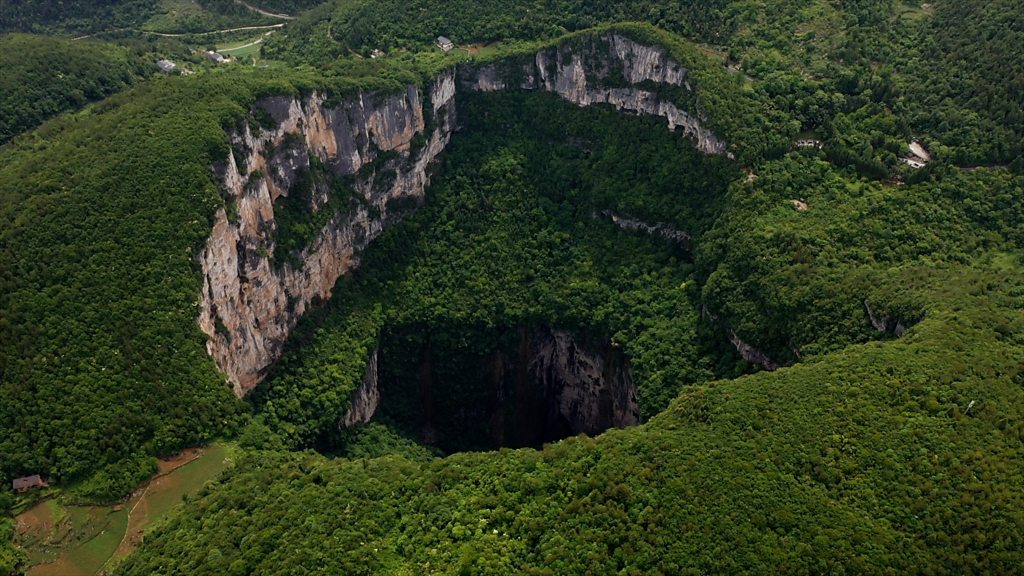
198, 73, 457, 395
527, 327, 639, 437
342, 349, 380, 428
701, 305, 780, 372
864, 300, 909, 337
398, 325, 638, 449
601, 210, 691, 248
460, 34, 731, 157
199, 32, 731, 397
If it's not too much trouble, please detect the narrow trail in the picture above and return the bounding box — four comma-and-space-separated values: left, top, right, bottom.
147, 23, 286, 37
233, 0, 295, 20
74, 23, 284, 40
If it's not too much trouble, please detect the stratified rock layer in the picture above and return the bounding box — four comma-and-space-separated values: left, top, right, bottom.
198, 33, 729, 396
198, 75, 457, 395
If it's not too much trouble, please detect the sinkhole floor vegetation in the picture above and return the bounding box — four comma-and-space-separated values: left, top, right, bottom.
1, 0, 1023, 573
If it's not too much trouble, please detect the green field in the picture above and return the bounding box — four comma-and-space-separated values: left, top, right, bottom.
217, 34, 267, 58
15, 444, 234, 576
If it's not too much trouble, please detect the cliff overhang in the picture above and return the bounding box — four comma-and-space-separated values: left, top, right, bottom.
197, 32, 731, 397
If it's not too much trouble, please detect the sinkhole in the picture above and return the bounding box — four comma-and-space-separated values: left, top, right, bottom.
374, 323, 638, 453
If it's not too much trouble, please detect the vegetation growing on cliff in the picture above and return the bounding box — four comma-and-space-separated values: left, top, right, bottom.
127, 88, 1024, 575
119, 265, 1024, 574
250, 92, 741, 451
2, 0, 1024, 571
268, 0, 1023, 172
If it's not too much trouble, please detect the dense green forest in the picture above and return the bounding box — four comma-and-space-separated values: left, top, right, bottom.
114, 42, 1024, 571
266, 0, 1023, 170
121, 210, 1024, 574
249, 92, 742, 452
2, 0, 1024, 573
0, 34, 148, 144
0, 70, 278, 500
0, 0, 158, 35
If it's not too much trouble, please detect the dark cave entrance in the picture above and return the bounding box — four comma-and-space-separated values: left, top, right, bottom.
375, 323, 638, 452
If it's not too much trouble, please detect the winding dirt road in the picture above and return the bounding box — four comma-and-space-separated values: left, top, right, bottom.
234, 0, 295, 20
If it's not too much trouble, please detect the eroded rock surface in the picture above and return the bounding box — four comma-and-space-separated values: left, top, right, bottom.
527, 327, 639, 437
198, 33, 730, 396
198, 74, 458, 395
342, 350, 380, 428
460, 34, 731, 157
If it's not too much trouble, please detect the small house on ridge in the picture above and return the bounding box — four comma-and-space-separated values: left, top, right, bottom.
12, 474, 49, 493
436, 36, 454, 52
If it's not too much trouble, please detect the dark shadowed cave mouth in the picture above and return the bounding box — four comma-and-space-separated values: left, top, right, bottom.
375, 323, 639, 453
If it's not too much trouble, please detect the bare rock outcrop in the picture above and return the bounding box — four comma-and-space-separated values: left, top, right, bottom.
342, 349, 380, 428
528, 327, 639, 436
198, 33, 732, 397
460, 34, 731, 157
702, 305, 780, 371
198, 73, 457, 395
865, 300, 908, 337
601, 210, 691, 248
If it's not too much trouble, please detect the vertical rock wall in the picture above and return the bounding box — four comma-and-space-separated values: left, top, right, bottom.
527, 327, 639, 437
198, 33, 731, 397
459, 34, 732, 157
198, 73, 458, 395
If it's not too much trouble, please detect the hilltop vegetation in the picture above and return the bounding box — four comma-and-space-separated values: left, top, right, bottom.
0, 34, 148, 144
112, 33, 1024, 568
0, 0, 158, 35
0, 69, 274, 500
121, 132, 1024, 572
0, 0, 295, 36
1, 0, 1023, 573
268, 0, 1023, 172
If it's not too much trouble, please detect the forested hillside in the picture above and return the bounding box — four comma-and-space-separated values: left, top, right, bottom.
267, 0, 1023, 171
0, 70, 278, 500
901, 0, 1024, 164
0, 0, 157, 35
0, 0, 299, 36
0, 34, 148, 144
2, 0, 1024, 574
113, 41, 1024, 571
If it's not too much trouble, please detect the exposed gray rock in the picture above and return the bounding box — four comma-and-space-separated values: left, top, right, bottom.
199, 33, 733, 397
702, 305, 780, 371
460, 34, 731, 157
865, 300, 908, 337
342, 349, 380, 428
727, 330, 780, 371
528, 327, 639, 436
601, 210, 691, 248
198, 73, 458, 395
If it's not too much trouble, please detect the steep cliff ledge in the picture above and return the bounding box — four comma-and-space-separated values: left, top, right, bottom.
198, 74, 458, 395
459, 34, 732, 157
198, 33, 730, 396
